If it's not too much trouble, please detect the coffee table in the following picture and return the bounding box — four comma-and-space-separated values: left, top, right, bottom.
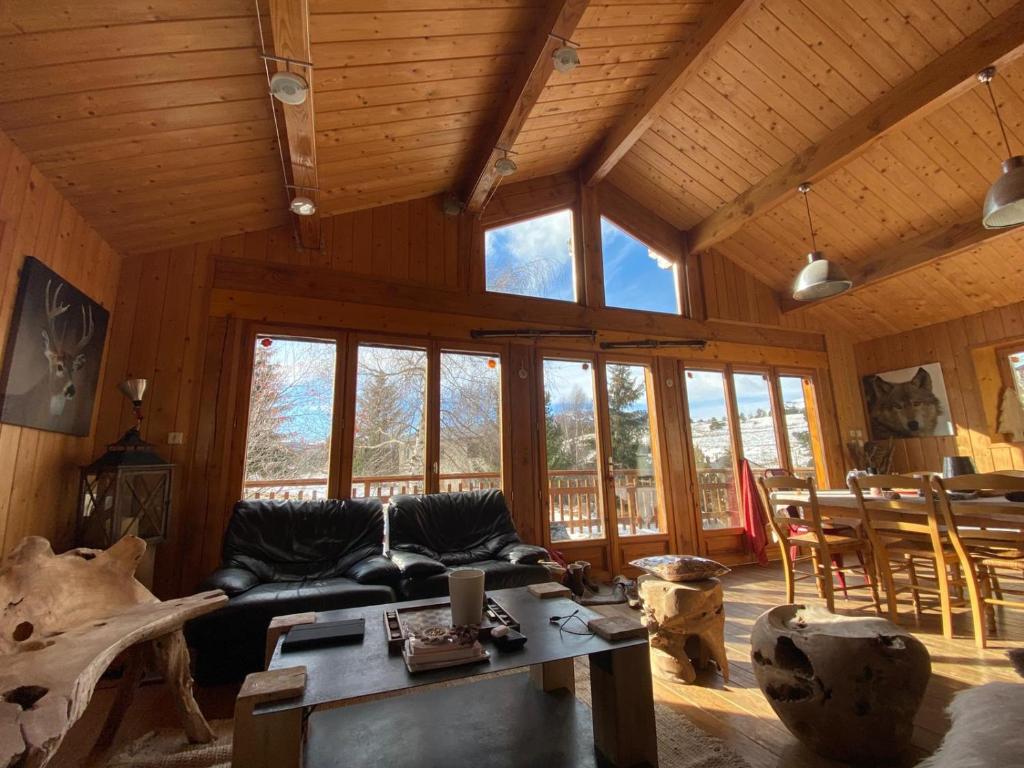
232, 587, 658, 768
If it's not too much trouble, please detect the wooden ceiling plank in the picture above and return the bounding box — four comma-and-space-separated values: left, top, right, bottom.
462, 0, 590, 213
581, 0, 757, 186
688, 1, 1024, 253
268, 0, 321, 250
780, 216, 1015, 313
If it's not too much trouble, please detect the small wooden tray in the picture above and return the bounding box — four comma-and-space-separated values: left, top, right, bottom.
384, 597, 520, 655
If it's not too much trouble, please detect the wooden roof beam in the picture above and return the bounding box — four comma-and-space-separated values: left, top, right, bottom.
462, 0, 590, 213
778, 217, 1010, 313
687, 1, 1024, 254
268, 0, 321, 250
580, 0, 759, 187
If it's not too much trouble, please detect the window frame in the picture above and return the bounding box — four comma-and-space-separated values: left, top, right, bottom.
233, 325, 349, 502
340, 331, 510, 500
997, 342, 1024, 408
481, 206, 581, 305
597, 213, 682, 316
680, 362, 829, 534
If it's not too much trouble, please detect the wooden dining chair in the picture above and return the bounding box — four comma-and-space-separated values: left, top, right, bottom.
757, 475, 881, 614
933, 473, 1024, 648
850, 474, 967, 639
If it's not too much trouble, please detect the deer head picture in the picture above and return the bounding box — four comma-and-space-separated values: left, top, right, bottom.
0, 257, 109, 436
42, 280, 95, 417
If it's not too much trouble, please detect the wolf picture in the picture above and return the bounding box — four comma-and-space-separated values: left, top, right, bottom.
862, 366, 950, 439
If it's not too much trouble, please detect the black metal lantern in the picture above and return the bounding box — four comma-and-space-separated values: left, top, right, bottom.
76, 379, 173, 548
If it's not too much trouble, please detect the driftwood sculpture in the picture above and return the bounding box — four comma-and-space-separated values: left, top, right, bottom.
0, 535, 226, 768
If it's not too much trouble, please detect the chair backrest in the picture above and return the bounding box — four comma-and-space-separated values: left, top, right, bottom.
932, 473, 1024, 553
757, 474, 824, 543
850, 474, 944, 557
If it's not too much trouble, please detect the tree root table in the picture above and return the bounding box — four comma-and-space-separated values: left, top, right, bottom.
0, 535, 226, 768
637, 575, 729, 684
233, 587, 659, 768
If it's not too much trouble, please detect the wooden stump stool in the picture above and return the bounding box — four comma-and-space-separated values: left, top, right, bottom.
637, 574, 729, 684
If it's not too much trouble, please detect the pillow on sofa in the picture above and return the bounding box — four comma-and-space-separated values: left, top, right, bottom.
630, 555, 730, 582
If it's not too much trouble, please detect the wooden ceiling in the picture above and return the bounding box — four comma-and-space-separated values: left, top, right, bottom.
2, 0, 1024, 340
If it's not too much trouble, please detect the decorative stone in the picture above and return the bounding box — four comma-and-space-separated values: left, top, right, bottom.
750, 604, 931, 764
637, 575, 729, 684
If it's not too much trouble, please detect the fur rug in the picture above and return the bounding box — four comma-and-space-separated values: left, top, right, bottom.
916, 680, 1024, 768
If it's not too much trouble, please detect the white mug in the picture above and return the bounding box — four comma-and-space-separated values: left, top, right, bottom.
448, 568, 485, 627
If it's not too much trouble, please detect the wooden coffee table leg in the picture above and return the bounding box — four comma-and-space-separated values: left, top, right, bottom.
529, 658, 576, 693
232, 667, 307, 768
589, 645, 658, 767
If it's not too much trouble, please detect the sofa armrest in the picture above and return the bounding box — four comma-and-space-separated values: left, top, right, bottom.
497, 543, 547, 565
347, 554, 401, 585
201, 567, 258, 597
389, 550, 446, 577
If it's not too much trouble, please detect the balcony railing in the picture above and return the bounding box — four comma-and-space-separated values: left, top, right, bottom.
242, 468, 661, 538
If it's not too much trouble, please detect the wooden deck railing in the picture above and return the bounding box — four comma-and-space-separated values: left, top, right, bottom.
242, 468, 660, 537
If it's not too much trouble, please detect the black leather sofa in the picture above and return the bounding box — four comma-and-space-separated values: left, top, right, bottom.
387, 489, 549, 599
187, 489, 549, 683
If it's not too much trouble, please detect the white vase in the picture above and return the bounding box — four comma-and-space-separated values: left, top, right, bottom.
449, 568, 485, 627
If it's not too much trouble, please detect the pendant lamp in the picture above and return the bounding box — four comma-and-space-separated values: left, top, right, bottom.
978, 66, 1024, 229
791, 182, 852, 301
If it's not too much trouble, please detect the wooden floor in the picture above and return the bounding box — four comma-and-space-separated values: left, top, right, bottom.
54, 562, 1023, 767
631, 563, 1024, 768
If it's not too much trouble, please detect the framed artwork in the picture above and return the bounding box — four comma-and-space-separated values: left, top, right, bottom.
861, 362, 954, 440
0, 257, 110, 436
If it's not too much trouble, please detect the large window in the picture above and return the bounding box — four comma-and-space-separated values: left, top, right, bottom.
439, 350, 502, 492
242, 335, 337, 501
733, 372, 781, 471
484, 209, 576, 301
779, 375, 821, 479
605, 363, 665, 536
684, 369, 739, 530
352, 344, 428, 499
1004, 347, 1024, 411
543, 358, 601, 542
685, 366, 827, 530
600, 217, 679, 314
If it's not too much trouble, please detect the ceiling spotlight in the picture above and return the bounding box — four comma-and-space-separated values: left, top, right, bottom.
978, 66, 1024, 229
494, 155, 517, 177
791, 182, 852, 301
270, 71, 309, 105
441, 194, 464, 216
552, 45, 580, 74
289, 196, 316, 216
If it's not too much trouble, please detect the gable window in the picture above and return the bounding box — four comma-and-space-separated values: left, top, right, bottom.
242, 335, 338, 501
600, 216, 679, 314
484, 209, 576, 301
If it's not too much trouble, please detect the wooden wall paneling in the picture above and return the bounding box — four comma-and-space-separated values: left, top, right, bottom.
0, 132, 121, 557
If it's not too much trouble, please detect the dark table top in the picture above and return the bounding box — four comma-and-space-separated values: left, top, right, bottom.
260, 586, 647, 714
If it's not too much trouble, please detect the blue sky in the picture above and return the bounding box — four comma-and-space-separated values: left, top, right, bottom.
485, 209, 575, 300
600, 218, 678, 314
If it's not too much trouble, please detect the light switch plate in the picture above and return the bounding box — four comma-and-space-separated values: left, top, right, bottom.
167, 432, 184, 445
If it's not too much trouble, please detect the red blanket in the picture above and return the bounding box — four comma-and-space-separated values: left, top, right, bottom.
740, 459, 769, 566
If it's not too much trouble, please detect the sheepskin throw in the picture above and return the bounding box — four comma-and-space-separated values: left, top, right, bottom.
917, 682, 1024, 768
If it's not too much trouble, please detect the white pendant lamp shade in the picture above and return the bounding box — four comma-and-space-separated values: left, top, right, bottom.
552, 45, 580, 73
978, 66, 1024, 229
790, 181, 852, 301
494, 156, 517, 176
792, 251, 853, 301
983, 155, 1024, 229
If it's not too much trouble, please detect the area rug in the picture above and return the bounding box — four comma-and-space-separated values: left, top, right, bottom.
108, 661, 749, 768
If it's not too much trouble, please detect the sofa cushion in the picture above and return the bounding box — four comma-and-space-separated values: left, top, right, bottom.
222, 497, 385, 582
388, 490, 522, 564
398, 560, 551, 600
